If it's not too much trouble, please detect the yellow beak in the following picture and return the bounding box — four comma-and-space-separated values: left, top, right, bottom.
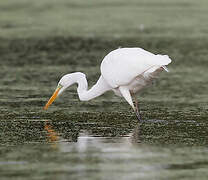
44, 87, 61, 110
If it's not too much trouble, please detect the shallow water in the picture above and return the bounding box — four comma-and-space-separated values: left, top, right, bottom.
0, 37, 208, 179
1, 119, 208, 180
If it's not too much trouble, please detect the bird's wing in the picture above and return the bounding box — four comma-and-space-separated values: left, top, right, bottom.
101, 48, 171, 88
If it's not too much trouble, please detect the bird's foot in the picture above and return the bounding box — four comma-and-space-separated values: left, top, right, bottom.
135, 110, 143, 123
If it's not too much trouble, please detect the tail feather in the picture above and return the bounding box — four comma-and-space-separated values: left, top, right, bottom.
162, 65, 169, 72
143, 65, 169, 79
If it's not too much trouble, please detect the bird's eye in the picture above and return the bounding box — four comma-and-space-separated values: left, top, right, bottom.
57, 84, 63, 89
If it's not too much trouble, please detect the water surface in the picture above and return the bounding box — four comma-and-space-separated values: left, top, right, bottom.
0, 36, 208, 180
1, 119, 208, 180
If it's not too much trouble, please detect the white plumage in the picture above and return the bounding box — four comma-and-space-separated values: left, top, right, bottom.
101, 48, 170, 88
101, 48, 171, 96
44, 47, 172, 121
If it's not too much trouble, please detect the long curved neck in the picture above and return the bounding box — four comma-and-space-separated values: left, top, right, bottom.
75, 73, 111, 101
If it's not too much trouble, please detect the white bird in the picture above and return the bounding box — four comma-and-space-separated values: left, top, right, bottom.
44, 47, 172, 122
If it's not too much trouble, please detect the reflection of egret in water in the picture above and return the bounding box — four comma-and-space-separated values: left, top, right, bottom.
44, 121, 59, 149
43, 120, 141, 152
43, 121, 79, 151
44, 122, 59, 142
75, 124, 142, 153
42, 119, 207, 150
128, 123, 141, 144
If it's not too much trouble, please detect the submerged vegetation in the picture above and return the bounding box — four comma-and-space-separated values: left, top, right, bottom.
0, 36, 208, 145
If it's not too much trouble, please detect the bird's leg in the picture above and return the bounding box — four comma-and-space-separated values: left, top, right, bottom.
134, 97, 143, 123
119, 87, 144, 123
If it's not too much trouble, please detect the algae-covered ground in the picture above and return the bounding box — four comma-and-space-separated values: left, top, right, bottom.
0, 0, 208, 179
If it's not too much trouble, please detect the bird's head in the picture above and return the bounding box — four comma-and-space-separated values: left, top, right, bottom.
43, 74, 75, 110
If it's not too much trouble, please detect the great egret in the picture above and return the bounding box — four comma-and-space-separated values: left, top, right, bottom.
44, 48, 172, 121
